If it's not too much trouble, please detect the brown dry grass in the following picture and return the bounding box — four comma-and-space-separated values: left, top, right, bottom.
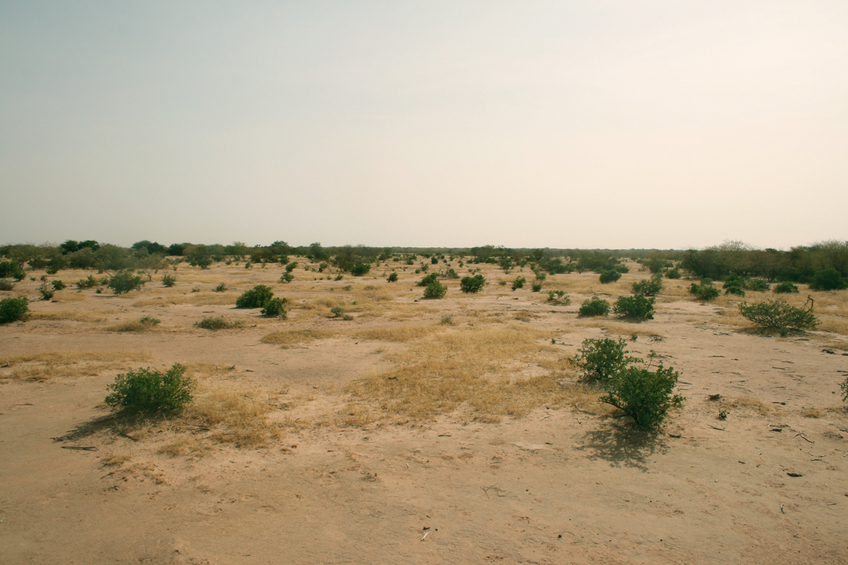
181, 387, 279, 447
261, 329, 338, 347
0, 351, 152, 381
716, 396, 773, 416
133, 293, 236, 307
28, 310, 111, 322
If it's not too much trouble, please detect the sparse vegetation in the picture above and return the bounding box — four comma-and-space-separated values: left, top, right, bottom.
423, 280, 447, 299
460, 274, 485, 293
574, 338, 633, 383
0, 297, 29, 324
632, 274, 663, 297
215, 283, 227, 292
51, 280, 66, 290
261, 297, 288, 318
547, 290, 571, 305
600, 363, 683, 429
236, 285, 274, 309
108, 271, 145, 294
511, 276, 526, 290
195, 317, 244, 330
105, 364, 196, 414
162, 274, 176, 287
774, 281, 799, 294
579, 296, 610, 317
689, 281, 721, 301
387, 272, 398, 282
614, 294, 655, 320
38, 283, 54, 300
739, 298, 818, 335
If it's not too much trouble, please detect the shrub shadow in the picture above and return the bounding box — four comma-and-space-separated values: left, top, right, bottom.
52, 410, 164, 443
576, 422, 670, 472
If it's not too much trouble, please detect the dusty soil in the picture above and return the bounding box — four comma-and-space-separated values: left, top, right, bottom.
1, 260, 847, 564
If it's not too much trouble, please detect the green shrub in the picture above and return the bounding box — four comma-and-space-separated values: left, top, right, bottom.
261, 297, 288, 318
215, 283, 227, 292
38, 283, 54, 300
689, 282, 720, 301
417, 273, 439, 287
423, 280, 447, 299
841, 376, 848, 404
139, 316, 160, 327
387, 272, 398, 282
76, 275, 99, 289
574, 338, 632, 383
810, 268, 847, 291
351, 263, 370, 276
0, 261, 25, 281
511, 276, 526, 290
724, 285, 745, 296
236, 285, 274, 308
774, 281, 799, 294
613, 294, 655, 320
51, 280, 66, 291
280, 273, 294, 283
665, 268, 681, 279
105, 364, 195, 414
599, 270, 622, 284
738, 299, 818, 335
547, 290, 571, 305
600, 364, 683, 429
747, 279, 770, 292
579, 296, 609, 317
531, 282, 543, 292
0, 297, 29, 324
162, 274, 176, 287
108, 271, 145, 294
330, 306, 348, 319
195, 316, 244, 330
285, 261, 298, 273
0, 279, 14, 291
445, 268, 459, 279
460, 274, 486, 293
631, 274, 663, 297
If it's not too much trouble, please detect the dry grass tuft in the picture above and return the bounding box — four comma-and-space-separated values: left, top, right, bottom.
0, 351, 152, 381
100, 452, 133, 467
158, 435, 210, 457
182, 388, 279, 447
261, 329, 338, 347
133, 293, 236, 307
28, 310, 110, 322
347, 325, 442, 342
716, 396, 773, 416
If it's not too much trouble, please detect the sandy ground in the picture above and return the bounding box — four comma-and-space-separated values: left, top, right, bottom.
1, 260, 847, 564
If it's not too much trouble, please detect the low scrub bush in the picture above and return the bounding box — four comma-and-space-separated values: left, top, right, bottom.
810, 268, 847, 291
574, 338, 632, 383
261, 297, 288, 318
689, 282, 720, 301
105, 364, 195, 414
665, 268, 681, 279
215, 283, 227, 292
162, 274, 176, 287
599, 270, 622, 284
417, 273, 439, 287
0, 261, 25, 281
195, 316, 244, 330
285, 261, 298, 272
600, 364, 683, 429
631, 275, 663, 297
774, 281, 799, 294
38, 283, 54, 300
547, 290, 571, 305
460, 274, 485, 293
76, 275, 99, 289
0, 297, 29, 324
280, 273, 294, 283
236, 285, 274, 308
350, 263, 370, 276
738, 298, 818, 335
0, 279, 14, 291
613, 294, 655, 320
579, 296, 609, 317
423, 280, 447, 299
511, 276, 526, 290
51, 280, 66, 290
747, 278, 770, 292
531, 282, 543, 292
387, 272, 398, 282
108, 271, 145, 294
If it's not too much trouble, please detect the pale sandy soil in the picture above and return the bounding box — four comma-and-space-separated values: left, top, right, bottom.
1, 260, 847, 564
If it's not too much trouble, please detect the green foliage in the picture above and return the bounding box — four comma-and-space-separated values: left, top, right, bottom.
387, 272, 398, 282
195, 316, 244, 330
285, 261, 298, 273
665, 268, 681, 279
810, 268, 847, 291
747, 278, 770, 292
511, 276, 526, 290
215, 283, 227, 292
547, 290, 571, 305
51, 280, 66, 290
445, 268, 459, 279
38, 283, 54, 300
631, 274, 663, 297
162, 274, 176, 287
689, 282, 721, 301
104, 364, 196, 414
350, 263, 371, 276
423, 280, 447, 299
774, 281, 799, 294
108, 271, 145, 294
0, 297, 29, 324
139, 316, 160, 327
0, 261, 25, 281
330, 306, 346, 318
578, 296, 610, 317
613, 294, 655, 320
574, 338, 633, 383
236, 285, 274, 308
0, 279, 14, 291
599, 270, 622, 284
280, 273, 294, 283
531, 282, 543, 292
261, 297, 288, 318
600, 364, 683, 429
460, 274, 486, 293
738, 299, 818, 335
841, 376, 848, 404
417, 273, 439, 287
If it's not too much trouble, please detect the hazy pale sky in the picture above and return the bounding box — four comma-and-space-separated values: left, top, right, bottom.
1, 1, 846, 250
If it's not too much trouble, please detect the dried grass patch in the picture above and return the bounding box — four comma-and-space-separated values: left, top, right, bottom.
182, 388, 279, 447
133, 293, 236, 307
716, 396, 773, 416
0, 351, 152, 381
28, 310, 110, 322
347, 325, 442, 342
261, 329, 338, 347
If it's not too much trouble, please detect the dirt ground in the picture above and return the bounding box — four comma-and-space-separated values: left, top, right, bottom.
1, 259, 847, 564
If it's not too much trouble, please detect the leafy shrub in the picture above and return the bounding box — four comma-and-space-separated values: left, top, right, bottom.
38, 283, 54, 300
689, 282, 721, 301
574, 338, 632, 383
285, 261, 298, 273
0, 279, 14, 291
330, 306, 346, 318
531, 282, 543, 292
665, 268, 681, 279
512, 276, 526, 290
631, 274, 663, 297
579, 296, 610, 317
195, 316, 244, 330
423, 280, 447, 299
280, 273, 294, 283
387, 272, 398, 282
599, 270, 622, 284
774, 281, 799, 294
445, 268, 459, 279
261, 297, 288, 318
0, 261, 25, 281
351, 263, 370, 276
0, 297, 29, 324
76, 275, 99, 289
747, 279, 770, 292
810, 268, 847, 291
460, 274, 485, 293
105, 364, 195, 414
600, 364, 683, 429
139, 316, 160, 327
841, 376, 848, 404
724, 285, 745, 296
108, 271, 145, 294
614, 294, 655, 320
738, 299, 818, 335
417, 273, 439, 287
547, 290, 571, 305
162, 274, 176, 287
215, 283, 227, 292
722, 274, 747, 296
236, 285, 274, 308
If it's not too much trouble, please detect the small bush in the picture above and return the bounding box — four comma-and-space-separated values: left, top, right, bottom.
335, 274, 344, 281
0, 297, 29, 324
108, 271, 145, 294
195, 316, 244, 330
689, 282, 720, 301
578, 296, 609, 317
810, 268, 847, 291
330, 306, 346, 318
574, 338, 632, 383
417, 273, 439, 287
0, 279, 14, 291
531, 282, 543, 292
631, 275, 663, 297
105, 364, 195, 414
162, 274, 176, 287
285, 261, 298, 273
280, 273, 294, 283
387, 272, 398, 282
460, 274, 486, 293
665, 268, 681, 279
423, 280, 447, 299
76, 275, 99, 289
261, 297, 288, 318
38, 283, 54, 300
0, 261, 25, 281
236, 285, 274, 308
747, 279, 770, 292
774, 281, 799, 294
351, 263, 370, 276
445, 268, 459, 279
614, 295, 655, 320
547, 290, 571, 305
511, 276, 526, 291
739, 299, 818, 335
215, 283, 227, 292
599, 270, 622, 284
841, 376, 848, 404
600, 364, 683, 429
139, 316, 161, 327
51, 280, 66, 291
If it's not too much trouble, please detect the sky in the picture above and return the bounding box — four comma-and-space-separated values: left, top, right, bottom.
1, 1, 846, 251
